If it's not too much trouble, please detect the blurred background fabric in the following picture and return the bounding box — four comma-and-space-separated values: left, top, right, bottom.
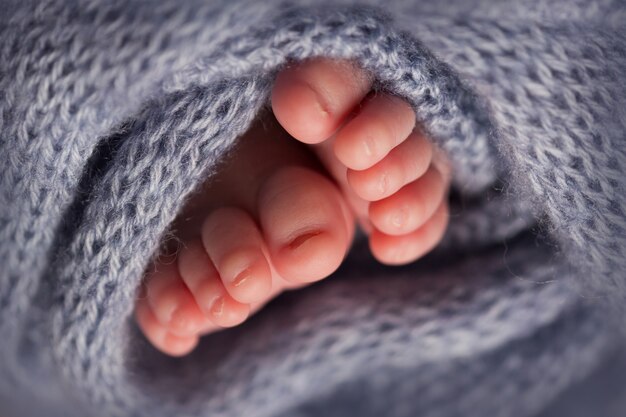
1, 0, 624, 416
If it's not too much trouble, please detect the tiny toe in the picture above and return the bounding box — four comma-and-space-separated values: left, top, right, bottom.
179, 239, 250, 328
272, 58, 372, 144
258, 166, 353, 283
202, 207, 272, 305
135, 297, 199, 357
347, 130, 432, 201
160, 333, 199, 357
144, 260, 206, 336
370, 201, 449, 265
369, 164, 447, 235
334, 94, 415, 170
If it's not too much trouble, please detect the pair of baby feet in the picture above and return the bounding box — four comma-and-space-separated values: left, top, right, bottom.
135, 58, 451, 356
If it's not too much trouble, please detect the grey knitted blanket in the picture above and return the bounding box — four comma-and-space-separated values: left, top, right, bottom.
1, 0, 625, 416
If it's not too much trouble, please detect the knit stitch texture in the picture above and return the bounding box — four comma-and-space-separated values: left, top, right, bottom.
1, 0, 625, 416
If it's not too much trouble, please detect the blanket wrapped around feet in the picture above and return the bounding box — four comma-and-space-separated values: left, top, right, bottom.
1, 0, 625, 416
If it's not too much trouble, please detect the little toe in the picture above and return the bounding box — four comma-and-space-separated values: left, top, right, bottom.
369, 201, 449, 265
201, 207, 272, 305
144, 260, 207, 336
178, 239, 250, 328
258, 166, 354, 283
347, 130, 433, 201
369, 164, 447, 236
334, 94, 415, 171
135, 297, 199, 357
272, 58, 372, 144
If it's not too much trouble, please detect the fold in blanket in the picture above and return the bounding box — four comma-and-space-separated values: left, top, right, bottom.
1, 1, 624, 416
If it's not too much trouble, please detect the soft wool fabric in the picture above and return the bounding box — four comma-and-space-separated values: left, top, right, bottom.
1, 0, 625, 416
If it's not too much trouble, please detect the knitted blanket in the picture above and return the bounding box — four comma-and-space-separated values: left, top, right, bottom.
1, 0, 625, 416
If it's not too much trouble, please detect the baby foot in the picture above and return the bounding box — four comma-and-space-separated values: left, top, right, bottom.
135, 115, 354, 356
136, 58, 450, 357
272, 58, 451, 265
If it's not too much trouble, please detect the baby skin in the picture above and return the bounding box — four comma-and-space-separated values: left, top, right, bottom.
135, 58, 451, 356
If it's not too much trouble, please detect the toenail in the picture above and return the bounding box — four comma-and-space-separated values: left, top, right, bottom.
160, 297, 179, 324
170, 308, 195, 333
210, 296, 225, 317
298, 80, 331, 120
288, 230, 323, 250
363, 135, 375, 158
391, 207, 409, 228
232, 268, 252, 287
378, 172, 389, 194
314, 98, 331, 120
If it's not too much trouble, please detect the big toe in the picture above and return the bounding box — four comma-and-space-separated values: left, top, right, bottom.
271, 58, 372, 144
257, 166, 354, 283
